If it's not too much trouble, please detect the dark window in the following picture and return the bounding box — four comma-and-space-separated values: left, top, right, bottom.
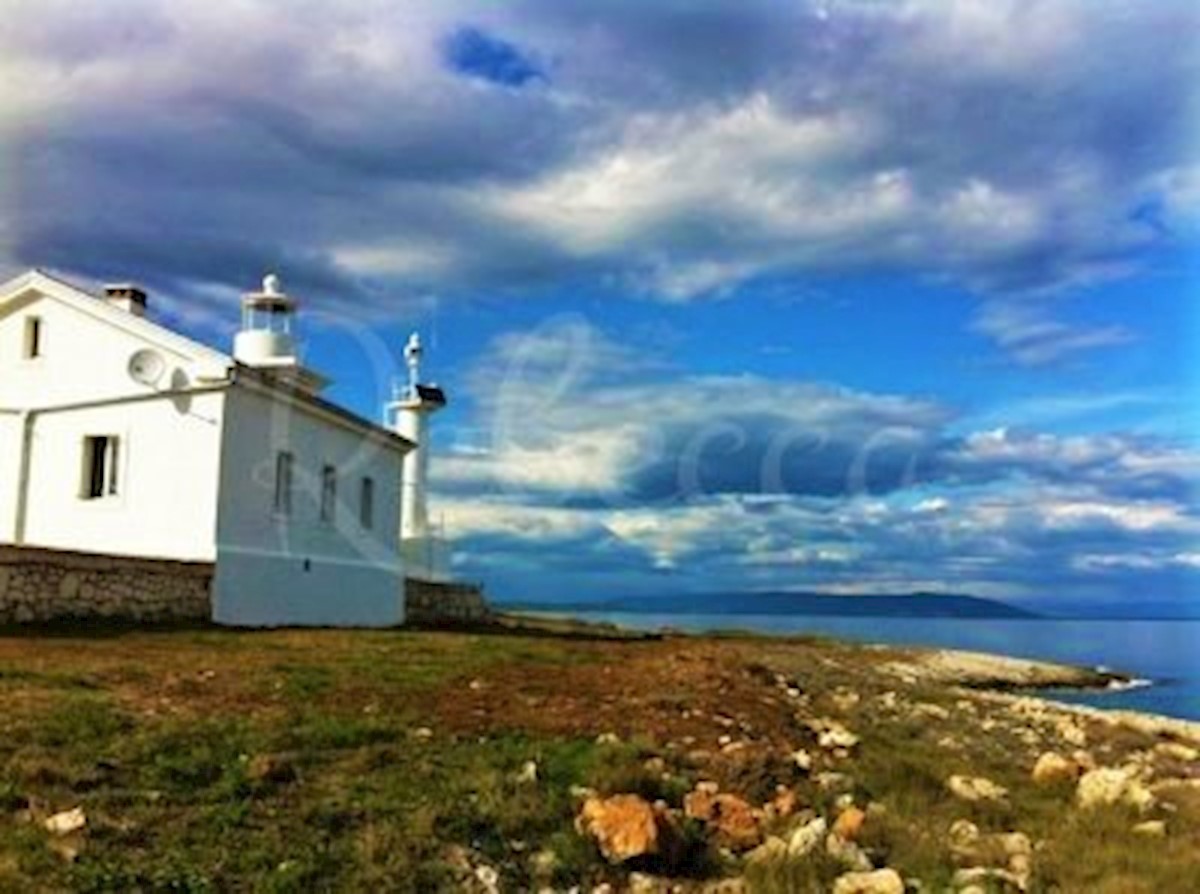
320, 465, 337, 523
274, 452, 294, 515
360, 477, 375, 529
82, 436, 119, 499
24, 317, 42, 359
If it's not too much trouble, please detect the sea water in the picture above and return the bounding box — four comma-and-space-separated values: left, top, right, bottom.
573, 613, 1200, 722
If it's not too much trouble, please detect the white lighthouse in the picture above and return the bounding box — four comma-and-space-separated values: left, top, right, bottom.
234, 274, 298, 368
390, 332, 447, 580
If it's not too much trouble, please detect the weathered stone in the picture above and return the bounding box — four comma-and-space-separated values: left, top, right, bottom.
947, 775, 1008, 803
1154, 742, 1199, 763
576, 795, 678, 864
745, 835, 787, 865
833, 806, 866, 842
826, 832, 872, 871
1077, 767, 1155, 812
683, 790, 760, 851
44, 807, 87, 835
786, 816, 827, 858
953, 867, 1026, 892
1132, 820, 1166, 837
1032, 751, 1080, 785
831, 868, 904, 894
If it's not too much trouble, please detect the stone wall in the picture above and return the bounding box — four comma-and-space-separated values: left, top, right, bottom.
404, 577, 490, 626
0, 545, 213, 624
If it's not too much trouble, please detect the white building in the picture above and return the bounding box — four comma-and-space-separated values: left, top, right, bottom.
0, 268, 446, 627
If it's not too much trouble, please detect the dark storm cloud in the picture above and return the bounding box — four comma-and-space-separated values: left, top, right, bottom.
2, 0, 1196, 334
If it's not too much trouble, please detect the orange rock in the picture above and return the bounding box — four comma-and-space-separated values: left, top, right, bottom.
833, 806, 867, 842
684, 789, 761, 851
577, 795, 675, 863
771, 786, 799, 819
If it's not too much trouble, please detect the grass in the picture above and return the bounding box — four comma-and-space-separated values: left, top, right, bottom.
0, 627, 1196, 892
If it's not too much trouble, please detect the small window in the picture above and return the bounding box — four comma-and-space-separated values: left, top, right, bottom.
360, 477, 375, 530
82, 436, 120, 499
273, 452, 294, 515
320, 465, 337, 523
23, 316, 42, 359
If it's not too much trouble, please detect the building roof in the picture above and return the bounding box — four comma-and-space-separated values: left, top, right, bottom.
0, 268, 413, 453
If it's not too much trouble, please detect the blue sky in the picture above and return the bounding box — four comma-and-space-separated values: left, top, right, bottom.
2, 1, 1198, 610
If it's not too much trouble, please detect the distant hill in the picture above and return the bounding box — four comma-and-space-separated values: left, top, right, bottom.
498, 591, 1039, 619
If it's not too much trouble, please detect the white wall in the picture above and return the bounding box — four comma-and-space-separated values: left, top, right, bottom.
0, 413, 21, 543
211, 384, 407, 627
17, 392, 226, 561
0, 288, 216, 410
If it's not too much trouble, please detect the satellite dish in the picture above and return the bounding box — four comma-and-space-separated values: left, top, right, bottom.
128, 349, 166, 387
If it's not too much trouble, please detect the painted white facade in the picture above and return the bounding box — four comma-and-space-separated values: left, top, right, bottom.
0, 270, 416, 627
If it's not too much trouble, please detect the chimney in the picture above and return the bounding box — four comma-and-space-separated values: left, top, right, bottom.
103, 283, 148, 317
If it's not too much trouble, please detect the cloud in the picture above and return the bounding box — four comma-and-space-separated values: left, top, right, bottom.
435, 320, 1200, 600
971, 301, 1134, 366
2, 0, 1196, 326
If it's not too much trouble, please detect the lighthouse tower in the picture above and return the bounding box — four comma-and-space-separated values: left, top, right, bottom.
234, 274, 298, 368
390, 332, 447, 580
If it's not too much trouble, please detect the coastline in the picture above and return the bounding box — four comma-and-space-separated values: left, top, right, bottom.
495, 609, 1200, 738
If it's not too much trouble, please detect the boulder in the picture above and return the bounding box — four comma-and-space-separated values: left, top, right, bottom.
833, 806, 867, 842
576, 795, 678, 863
787, 816, 827, 858
1031, 752, 1079, 786
831, 868, 905, 894
826, 832, 872, 871
952, 867, 1026, 892
1154, 741, 1199, 763
947, 775, 1008, 803
1076, 768, 1155, 812
683, 790, 761, 851
745, 835, 787, 865
808, 718, 861, 750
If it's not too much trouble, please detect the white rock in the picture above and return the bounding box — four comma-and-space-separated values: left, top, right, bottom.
831, 868, 905, 894
1077, 767, 1155, 812
947, 775, 1008, 803
1132, 820, 1166, 837
516, 760, 539, 784
787, 817, 828, 858
44, 808, 86, 836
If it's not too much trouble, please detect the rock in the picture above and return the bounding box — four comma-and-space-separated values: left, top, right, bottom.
998, 832, 1032, 859
833, 806, 866, 842
831, 689, 861, 712
683, 790, 761, 851
44, 808, 86, 836
831, 868, 905, 894
529, 848, 559, 878
516, 760, 539, 784
947, 775, 1008, 803
791, 749, 813, 772
1031, 752, 1079, 785
826, 832, 872, 871
1154, 741, 1199, 763
1132, 820, 1167, 837
474, 864, 500, 894
1054, 719, 1088, 747
576, 795, 677, 863
628, 872, 663, 893
787, 816, 828, 858
595, 732, 621, 745
952, 867, 1026, 892
809, 718, 861, 750
745, 835, 787, 865
948, 819, 980, 848
913, 702, 951, 721
1077, 767, 1155, 813
816, 771, 854, 793
1071, 750, 1097, 772
769, 786, 799, 819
